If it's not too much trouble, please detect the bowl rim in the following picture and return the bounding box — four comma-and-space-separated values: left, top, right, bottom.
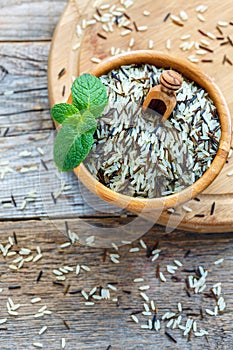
71, 50, 232, 212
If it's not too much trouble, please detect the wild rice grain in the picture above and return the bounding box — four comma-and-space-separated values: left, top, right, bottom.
58, 68, 66, 79
165, 331, 177, 343
210, 202, 215, 215
8, 285, 21, 290
163, 12, 171, 22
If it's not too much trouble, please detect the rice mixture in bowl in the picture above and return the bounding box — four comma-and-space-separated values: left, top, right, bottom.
84, 63, 221, 199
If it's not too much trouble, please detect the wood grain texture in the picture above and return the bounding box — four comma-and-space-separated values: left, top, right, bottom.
0, 1, 233, 348
0, 0, 67, 41
0, 219, 233, 349
48, 0, 233, 232
0, 43, 52, 136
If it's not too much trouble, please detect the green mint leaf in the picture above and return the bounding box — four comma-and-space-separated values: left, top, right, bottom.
51, 103, 80, 124
63, 110, 97, 135
53, 124, 94, 171
71, 73, 108, 118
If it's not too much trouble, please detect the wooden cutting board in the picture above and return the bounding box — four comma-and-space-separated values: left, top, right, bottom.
48, 0, 233, 232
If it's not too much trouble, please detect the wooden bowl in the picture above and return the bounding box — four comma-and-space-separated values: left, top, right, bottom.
69, 50, 231, 214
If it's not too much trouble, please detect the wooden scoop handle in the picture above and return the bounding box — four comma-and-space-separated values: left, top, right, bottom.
143, 70, 183, 122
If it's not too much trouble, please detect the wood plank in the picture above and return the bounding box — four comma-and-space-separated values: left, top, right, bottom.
0, 42, 53, 136
0, 0, 66, 41
0, 219, 232, 349
48, 0, 233, 232
0, 131, 128, 218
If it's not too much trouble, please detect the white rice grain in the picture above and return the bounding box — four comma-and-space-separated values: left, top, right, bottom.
159, 272, 166, 282
0, 318, 7, 324
134, 278, 144, 283
197, 13, 205, 22
107, 284, 117, 291
59, 242, 71, 249
91, 57, 102, 64
33, 343, 43, 348
31, 297, 42, 304
205, 308, 215, 316
174, 259, 183, 267
139, 239, 147, 249
139, 285, 150, 291
129, 247, 140, 253
166, 39, 171, 50
196, 5, 208, 13
61, 338, 66, 349
39, 326, 47, 335
137, 26, 148, 32
81, 265, 90, 272
140, 292, 149, 303
214, 258, 224, 265
217, 21, 228, 27
152, 253, 159, 262
33, 254, 43, 262
148, 39, 154, 49
180, 10, 188, 21
81, 290, 89, 300
131, 314, 139, 323
182, 205, 192, 212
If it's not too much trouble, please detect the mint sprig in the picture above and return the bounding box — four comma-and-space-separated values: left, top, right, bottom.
51, 74, 108, 171
71, 73, 108, 118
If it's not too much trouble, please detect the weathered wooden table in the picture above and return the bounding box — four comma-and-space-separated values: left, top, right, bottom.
0, 1, 232, 349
